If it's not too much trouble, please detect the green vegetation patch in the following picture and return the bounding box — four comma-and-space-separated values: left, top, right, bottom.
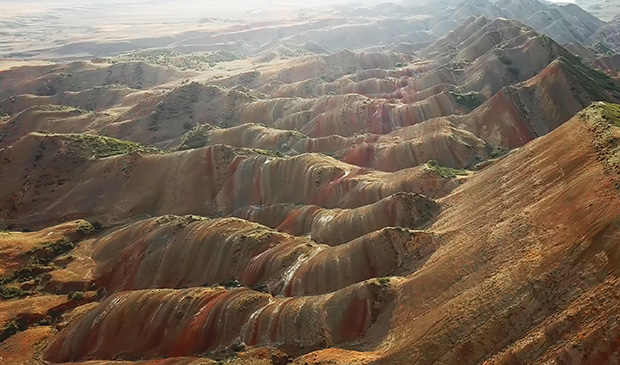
0, 286, 27, 299
581, 102, 620, 189
28, 239, 75, 263
68, 291, 84, 301
252, 149, 284, 158
76, 221, 95, 234
273, 43, 315, 59
65, 134, 157, 159
176, 124, 217, 151
174, 215, 208, 228
239, 229, 274, 244
106, 49, 243, 71
0, 320, 21, 341
37, 105, 87, 114
426, 160, 469, 178
593, 102, 620, 128
0, 239, 77, 286
376, 277, 391, 287
288, 129, 308, 139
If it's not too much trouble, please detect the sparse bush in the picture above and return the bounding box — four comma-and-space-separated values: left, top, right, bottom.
31, 239, 75, 261
252, 149, 284, 158
253, 282, 269, 293
490, 145, 510, 159
594, 102, 620, 127
68, 291, 84, 301
450, 91, 484, 110
6, 261, 52, 283
76, 221, 95, 234
220, 279, 242, 289
231, 339, 247, 352
66, 134, 158, 159
0, 286, 26, 299
0, 239, 80, 286
0, 320, 20, 340
426, 160, 469, 178
377, 277, 391, 287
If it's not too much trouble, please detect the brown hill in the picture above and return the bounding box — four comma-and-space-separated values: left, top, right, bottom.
454, 56, 620, 148
3, 9, 620, 364
0, 135, 461, 230
2, 102, 619, 364
377, 103, 620, 363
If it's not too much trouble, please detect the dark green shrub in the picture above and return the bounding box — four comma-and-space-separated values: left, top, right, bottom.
0, 286, 26, 299
68, 291, 84, 301
0, 320, 20, 340
76, 221, 95, 234
220, 279, 242, 289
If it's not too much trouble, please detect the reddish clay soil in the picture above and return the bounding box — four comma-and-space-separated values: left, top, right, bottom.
2, 10, 620, 364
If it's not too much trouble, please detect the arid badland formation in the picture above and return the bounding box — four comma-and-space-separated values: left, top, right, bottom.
2, 0, 620, 364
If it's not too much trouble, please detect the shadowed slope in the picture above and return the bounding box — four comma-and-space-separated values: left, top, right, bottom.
44, 282, 396, 362
233, 192, 440, 245
454, 56, 620, 148
48, 214, 437, 298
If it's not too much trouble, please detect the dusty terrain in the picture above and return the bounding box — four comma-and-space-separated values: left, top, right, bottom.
2, 0, 620, 364
574, 0, 620, 21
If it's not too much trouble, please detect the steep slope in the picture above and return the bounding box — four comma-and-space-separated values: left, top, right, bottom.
591, 19, 620, 54
44, 282, 395, 362
45, 214, 436, 297
454, 56, 620, 147
425, 0, 604, 45
232, 192, 440, 245
326, 52, 620, 172
3, 4, 620, 363
377, 102, 620, 364
4, 103, 620, 364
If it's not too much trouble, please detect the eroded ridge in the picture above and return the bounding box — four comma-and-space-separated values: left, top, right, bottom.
3, 4, 620, 364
